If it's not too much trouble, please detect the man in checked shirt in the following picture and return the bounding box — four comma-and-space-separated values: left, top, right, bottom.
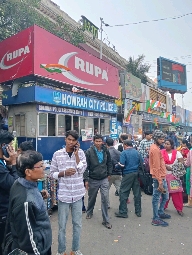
50, 130, 87, 255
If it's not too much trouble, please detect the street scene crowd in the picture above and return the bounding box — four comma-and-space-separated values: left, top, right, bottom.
0, 128, 192, 255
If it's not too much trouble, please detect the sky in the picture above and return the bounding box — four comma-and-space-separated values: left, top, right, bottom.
53, 0, 192, 110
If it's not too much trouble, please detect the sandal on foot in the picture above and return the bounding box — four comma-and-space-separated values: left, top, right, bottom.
102, 222, 112, 229
183, 203, 192, 208
86, 214, 92, 219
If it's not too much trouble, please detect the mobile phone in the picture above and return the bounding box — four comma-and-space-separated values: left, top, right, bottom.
74, 143, 78, 151
2, 144, 9, 158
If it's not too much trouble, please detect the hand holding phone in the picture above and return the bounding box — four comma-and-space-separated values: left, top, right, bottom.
2, 144, 17, 165
74, 142, 80, 154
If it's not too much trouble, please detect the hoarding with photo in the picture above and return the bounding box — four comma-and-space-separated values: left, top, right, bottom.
157, 57, 187, 93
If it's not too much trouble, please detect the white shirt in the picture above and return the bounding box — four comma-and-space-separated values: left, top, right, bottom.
50, 148, 87, 203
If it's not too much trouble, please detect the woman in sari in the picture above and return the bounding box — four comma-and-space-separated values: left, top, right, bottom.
161, 139, 184, 216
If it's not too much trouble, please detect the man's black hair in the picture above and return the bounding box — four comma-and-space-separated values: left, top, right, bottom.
106, 138, 114, 147
123, 139, 133, 147
17, 150, 43, 178
19, 141, 35, 152
66, 130, 79, 140
120, 134, 128, 141
0, 130, 14, 145
93, 134, 103, 141
145, 131, 152, 136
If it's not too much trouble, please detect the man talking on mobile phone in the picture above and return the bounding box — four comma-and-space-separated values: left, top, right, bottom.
50, 130, 87, 255
149, 130, 170, 227
0, 130, 18, 255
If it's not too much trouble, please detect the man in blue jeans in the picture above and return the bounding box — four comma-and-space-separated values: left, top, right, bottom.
149, 130, 170, 227
50, 130, 87, 255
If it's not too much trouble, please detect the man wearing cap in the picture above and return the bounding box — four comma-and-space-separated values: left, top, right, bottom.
115, 140, 141, 218
149, 130, 170, 227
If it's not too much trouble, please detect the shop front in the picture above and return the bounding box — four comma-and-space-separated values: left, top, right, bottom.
3, 85, 117, 160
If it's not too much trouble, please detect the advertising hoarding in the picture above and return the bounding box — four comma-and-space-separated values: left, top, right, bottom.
140, 83, 150, 111
0, 27, 34, 83
110, 117, 118, 139
0, 25, 119, 98
125, 72, 142, 101
166, 95, 173, 114
157, 57, 187, 93
176, 106, 186, 124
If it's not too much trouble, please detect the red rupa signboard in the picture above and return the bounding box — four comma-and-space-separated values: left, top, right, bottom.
0, 25, 119, 98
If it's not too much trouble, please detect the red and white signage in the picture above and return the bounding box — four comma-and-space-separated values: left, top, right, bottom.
0, 25, 119, 98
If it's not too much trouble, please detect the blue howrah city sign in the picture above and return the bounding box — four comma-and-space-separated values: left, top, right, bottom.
2, 86, 117, 114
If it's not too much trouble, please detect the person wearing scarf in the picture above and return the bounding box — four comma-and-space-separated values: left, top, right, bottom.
161, 139, 184, 216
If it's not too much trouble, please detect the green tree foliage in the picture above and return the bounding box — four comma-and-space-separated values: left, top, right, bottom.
126, 55, 150, 84
0, 0, 84, 46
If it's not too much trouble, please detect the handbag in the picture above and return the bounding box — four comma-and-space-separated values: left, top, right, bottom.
166, 174, 183, 193
144, 157, 150, 173
171, 162, 186, 178
138, 154, 147, 187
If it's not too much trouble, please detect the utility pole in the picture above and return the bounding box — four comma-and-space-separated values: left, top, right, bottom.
99, 18, 109, 60
100, 18, 103, 59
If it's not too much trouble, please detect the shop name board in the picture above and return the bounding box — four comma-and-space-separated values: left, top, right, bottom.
51, 90, 117, 113
38, 105, 111, 118
81, 16, 99, 38
84, 111, 110, 118
38, 105, 84, 116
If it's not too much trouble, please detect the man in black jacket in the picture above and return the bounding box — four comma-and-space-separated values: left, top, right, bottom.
0, 130, 18, 255
84, 134, 113, 229
6, 150, 52, 255
106, 138, 122, 208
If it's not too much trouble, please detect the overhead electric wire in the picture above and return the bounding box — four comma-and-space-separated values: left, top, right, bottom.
108, 12, 192, 27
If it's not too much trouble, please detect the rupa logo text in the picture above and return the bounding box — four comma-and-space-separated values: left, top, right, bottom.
6, 46, 30, 61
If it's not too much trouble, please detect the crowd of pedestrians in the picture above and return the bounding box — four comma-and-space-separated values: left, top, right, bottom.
0, 128, 192, 255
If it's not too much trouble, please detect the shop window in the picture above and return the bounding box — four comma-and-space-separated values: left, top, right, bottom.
87, 118, 94, 129
80, 117, 86, 130
100, 119, 105, 135
39, 113, 47, 136
65, 115, 72, 132
94, 118, 99, 135
58, 115, 65, 136
73, 116, 79, 134
104, 119, 110, 135
15, 114, 25, 136
48, 113, 56, 136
